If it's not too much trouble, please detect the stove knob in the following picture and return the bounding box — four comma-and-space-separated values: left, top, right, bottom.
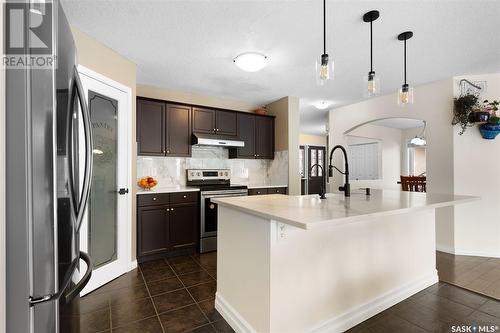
219, 171, 223, 176
224, 172, 228, 176
197, 172, 201, 176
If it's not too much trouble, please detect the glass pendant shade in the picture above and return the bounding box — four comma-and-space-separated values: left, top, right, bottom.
398, 84, 414, 105
316, 54, 333, 85
363, 71, 380, 97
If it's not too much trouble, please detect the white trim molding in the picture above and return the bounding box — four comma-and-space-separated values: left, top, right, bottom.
310, 271, 439, 333
215, 272, 438, 333
436, 244, 456, 255
453, 249, 500, 259
215, 293, 257, 333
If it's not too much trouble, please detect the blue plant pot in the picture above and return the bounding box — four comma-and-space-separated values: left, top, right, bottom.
479, 123, 500, 139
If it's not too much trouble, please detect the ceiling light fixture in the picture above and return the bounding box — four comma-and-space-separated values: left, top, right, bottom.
363, 10, 380, 97
397, 31, 414, 106
316, 0, 334, 85
409, 120, 426, 147
314, 101, 331, 110
233, 52, 268, 72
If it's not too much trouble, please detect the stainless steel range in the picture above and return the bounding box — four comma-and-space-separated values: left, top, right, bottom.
186, 169, 248, 253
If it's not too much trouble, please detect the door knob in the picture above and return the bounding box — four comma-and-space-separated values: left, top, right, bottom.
170, 208, 174, 211
118, 188, 129, 195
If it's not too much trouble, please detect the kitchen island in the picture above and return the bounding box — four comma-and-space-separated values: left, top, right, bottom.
212, 190, 476, 333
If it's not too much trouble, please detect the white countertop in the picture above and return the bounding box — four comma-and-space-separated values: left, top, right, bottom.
136, 186, 200, 195
213, 189, 478, 230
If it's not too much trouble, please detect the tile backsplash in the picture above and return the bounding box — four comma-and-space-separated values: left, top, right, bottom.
137, 146, 288, 188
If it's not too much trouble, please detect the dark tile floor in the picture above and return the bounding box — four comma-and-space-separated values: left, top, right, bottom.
77, 252, 500, 333
73, 252, 233, 333
437, 251, 500, 300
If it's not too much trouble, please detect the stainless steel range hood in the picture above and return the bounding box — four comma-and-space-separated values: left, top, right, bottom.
191, 133, 245, 148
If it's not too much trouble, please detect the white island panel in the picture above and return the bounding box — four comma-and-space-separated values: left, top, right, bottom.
216, 205, 437, 333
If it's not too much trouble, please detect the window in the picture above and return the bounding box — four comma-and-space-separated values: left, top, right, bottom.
348, 142, 379, 180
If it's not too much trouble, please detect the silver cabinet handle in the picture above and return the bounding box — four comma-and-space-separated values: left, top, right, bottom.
171, 208, 174, 211
167, 150, 170, 154
166, 208, 170, 212
163, 150, 165, 153
213, 128, 216, 132
183, 195, 187, 198
152, 197, 157, 201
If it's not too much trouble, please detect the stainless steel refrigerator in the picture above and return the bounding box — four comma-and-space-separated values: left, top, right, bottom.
6, 0, 93, 332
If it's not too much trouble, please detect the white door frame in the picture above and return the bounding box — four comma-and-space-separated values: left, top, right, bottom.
77, 65, 134, 295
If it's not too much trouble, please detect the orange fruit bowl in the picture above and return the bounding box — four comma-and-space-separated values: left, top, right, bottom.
138, 176, 158, 190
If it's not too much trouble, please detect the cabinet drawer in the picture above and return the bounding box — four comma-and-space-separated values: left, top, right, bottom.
268, 187, 287, 195
170, 191, 198, 204
248, 188, 269, 196
138, 193, 170, 206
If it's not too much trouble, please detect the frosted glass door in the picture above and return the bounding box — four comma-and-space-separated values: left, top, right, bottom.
88, 91, 118, 268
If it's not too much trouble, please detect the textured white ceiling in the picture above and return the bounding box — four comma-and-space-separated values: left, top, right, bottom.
61, 0, 500, 135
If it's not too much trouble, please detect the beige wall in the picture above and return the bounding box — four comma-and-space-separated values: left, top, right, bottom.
267, 97, 300, 195
453, 73, 500, 257
299, 134, 326, 146
137, 84, 259, 112
71, 27, 138, 260
329, 79, 456, 251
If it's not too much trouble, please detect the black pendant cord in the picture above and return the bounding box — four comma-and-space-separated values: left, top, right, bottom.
323, 0, 326, 55
403, 39, 407, 85
370, 21, 373, 72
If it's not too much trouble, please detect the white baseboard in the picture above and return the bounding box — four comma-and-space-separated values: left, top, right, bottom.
310, 271, 439, 333
129, 259, 137, 270
453, 249, 500, 259
215, 293, 257, 333
436, 244, 456, 254
436, 245, 500, 258
215, 272, 438, 333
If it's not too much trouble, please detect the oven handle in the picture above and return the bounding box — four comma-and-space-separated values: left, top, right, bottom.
200, 192, 248, 198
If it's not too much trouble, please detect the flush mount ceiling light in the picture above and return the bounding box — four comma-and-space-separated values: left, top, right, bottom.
233, 52, 268, 72
316, 0, 334, 85
363, 10, 380, 97
409, 120, 427, 147
397, 31, 414, 106
314, 101, 332, 110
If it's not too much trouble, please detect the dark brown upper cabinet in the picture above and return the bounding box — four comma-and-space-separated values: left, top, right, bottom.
232, 113, 255, 158
166, 104, 191, 156
229, 113, 274, 159
137, 98, 191, 157
255, 115, 274, 159
192, 107, 215, 134
137, 99, 165, 156
216, 110, 237, 136
192, 107, 237, 136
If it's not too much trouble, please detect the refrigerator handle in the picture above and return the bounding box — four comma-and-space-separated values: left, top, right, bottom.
72, 66, 93, 232
29, 251, 92, 306
64, 251, 93, 304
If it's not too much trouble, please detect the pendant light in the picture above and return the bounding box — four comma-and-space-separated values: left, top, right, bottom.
397, 31, 414, 105
362, 10, 380, 97
409, 120, 427, 147
316, 0, 333, 85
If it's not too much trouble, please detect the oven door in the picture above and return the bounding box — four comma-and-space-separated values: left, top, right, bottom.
200, 191, 247, 238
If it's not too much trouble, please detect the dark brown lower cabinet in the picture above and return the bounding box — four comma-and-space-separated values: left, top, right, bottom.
169, 203, 198, 250
248, 187, 287, 196
138, 205, 169, 257
137, 192, 199, 261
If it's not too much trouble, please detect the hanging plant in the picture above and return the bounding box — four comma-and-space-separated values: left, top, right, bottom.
452, 94, 478, 135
